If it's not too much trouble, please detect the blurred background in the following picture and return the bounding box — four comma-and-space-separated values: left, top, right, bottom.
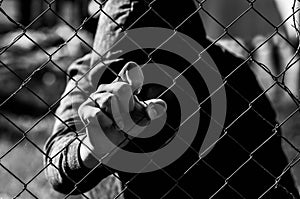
0, 0, 300, 198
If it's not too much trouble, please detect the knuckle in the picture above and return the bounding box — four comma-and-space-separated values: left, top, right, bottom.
78, 103, 85, 115
96, 84, 107, 92
78, 100, 92, 122
106, 93, 116, 104
99, 93, 114, 108
116, 83, 131, 96
78, 98, 91, 113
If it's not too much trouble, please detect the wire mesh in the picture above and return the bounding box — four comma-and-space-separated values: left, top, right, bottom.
1, 0, 300, 198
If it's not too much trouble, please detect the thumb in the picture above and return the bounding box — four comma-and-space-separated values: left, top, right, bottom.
144, 99, 167, 120
114, 62, 144, 94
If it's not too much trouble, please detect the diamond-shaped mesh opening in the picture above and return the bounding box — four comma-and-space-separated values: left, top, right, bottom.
0, 0, 19, 30
0, 138, 44, 198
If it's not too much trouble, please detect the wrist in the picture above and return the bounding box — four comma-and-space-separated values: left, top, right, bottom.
79, 136, 104, 169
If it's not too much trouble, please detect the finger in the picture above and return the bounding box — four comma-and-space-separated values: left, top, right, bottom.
92, 92, 114, 110
96, 62, 144, 112
144, 99, 167, 120
130, 95, 151, 126
114, 62, 144, 94
128, 96, 167, 126
88, 58, 124, 90
121, 97, 167, 137
97, 82, 135, 112
110, 94, 125, 130
91, 92, 124, 130
78, 98, 113, 130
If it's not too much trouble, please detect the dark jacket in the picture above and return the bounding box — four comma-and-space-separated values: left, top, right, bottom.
44, 0, 299, 198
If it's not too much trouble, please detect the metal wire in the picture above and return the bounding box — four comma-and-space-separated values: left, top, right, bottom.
1, 0, 300, 198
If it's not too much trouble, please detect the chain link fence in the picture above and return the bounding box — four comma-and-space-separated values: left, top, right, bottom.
1, 0, 300, 198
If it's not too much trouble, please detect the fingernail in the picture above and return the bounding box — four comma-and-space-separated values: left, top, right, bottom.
118, 121, 124, 130
148, 108, 157, 120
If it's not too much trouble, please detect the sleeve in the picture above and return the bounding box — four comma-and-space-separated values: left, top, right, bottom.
43, 54, 122, 195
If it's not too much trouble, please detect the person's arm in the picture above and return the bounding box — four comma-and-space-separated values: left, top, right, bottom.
43, 54, 124, 194
43, 0, 131, 193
